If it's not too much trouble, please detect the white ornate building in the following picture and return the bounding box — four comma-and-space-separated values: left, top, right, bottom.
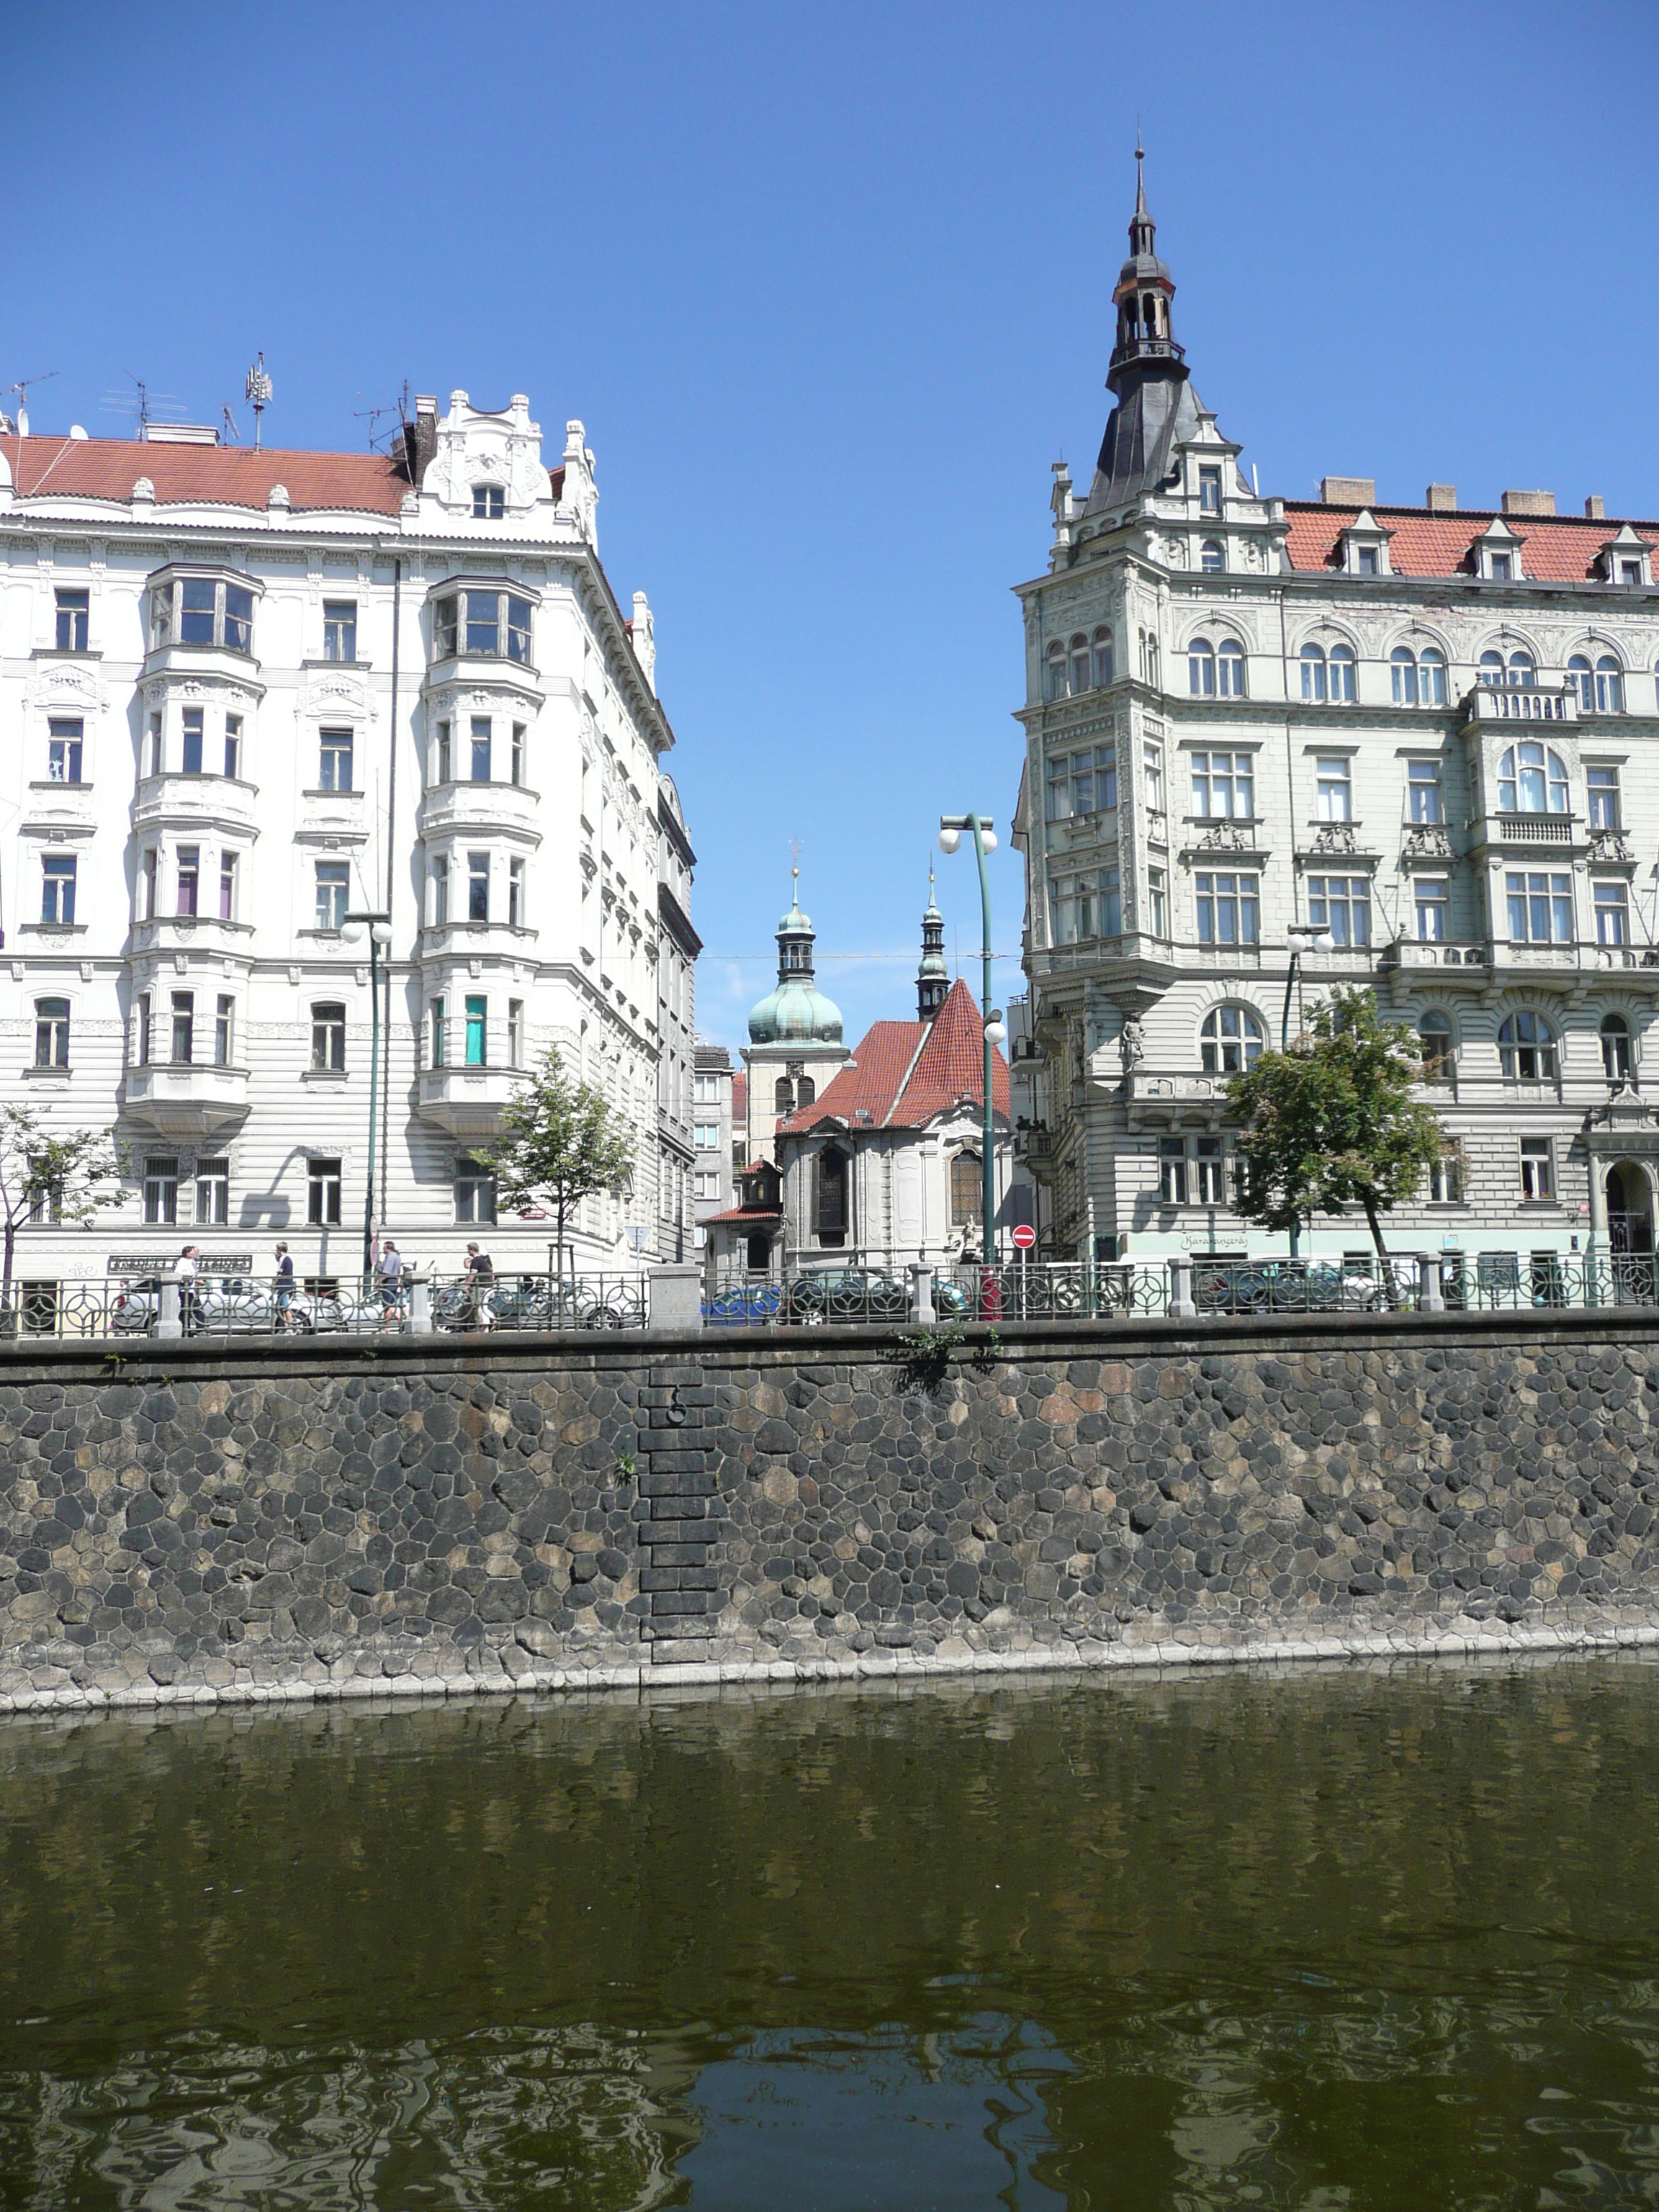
0, 390, 690, 1285
1015, 163, 1659, 1283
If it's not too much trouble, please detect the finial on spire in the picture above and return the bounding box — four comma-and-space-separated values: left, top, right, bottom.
1134, 125, 1146, 214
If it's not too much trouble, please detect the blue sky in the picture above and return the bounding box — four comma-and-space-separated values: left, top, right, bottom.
8, 1, 1659, 1051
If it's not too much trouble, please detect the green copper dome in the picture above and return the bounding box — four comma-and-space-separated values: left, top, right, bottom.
748, 870, 844, 1045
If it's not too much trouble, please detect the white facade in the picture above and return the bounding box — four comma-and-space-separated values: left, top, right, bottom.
1015, 175, 1659, 1278
0, 391, 689, 1283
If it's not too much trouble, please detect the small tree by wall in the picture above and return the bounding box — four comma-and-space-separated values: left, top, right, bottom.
484, 1050, 635, 1280
1226, 988, 1444, 1293
0, 1107, 123, 1320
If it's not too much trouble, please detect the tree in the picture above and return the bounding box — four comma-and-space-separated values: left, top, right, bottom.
0, 1106, 123, 1321
1226, 988, 1444, 1294
483, 1049, 636, 1280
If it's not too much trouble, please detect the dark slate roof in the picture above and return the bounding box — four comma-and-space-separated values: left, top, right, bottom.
1083, 374, 1208, 516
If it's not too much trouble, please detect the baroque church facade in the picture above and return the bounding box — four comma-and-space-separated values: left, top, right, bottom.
1013, 162, 1659, 1282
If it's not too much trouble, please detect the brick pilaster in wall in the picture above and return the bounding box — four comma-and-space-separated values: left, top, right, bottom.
637, 1364, 721, 1663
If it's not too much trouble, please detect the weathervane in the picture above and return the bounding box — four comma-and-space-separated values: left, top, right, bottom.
245, 354, 273, 451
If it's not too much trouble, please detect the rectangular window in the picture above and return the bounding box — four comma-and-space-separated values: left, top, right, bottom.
433, 598, 458, 659
1159, 1137, 1189, 1204
311, 1002, 346, 1071
315, 861, 349, 931
473, 485, 505, 520
223, 585, 253, 652
1194, 1137, 1226, 1205
214, 994, 233, 1066
1408, 760, 1443, 824
33, 998, 69, 1068
1316, 756, 1352, 822
1595, 879, 1629, 945
170, 991, 194, 1064
506, 596, 532, 663
508, 856, 525, 927
454, 1154, 497, 1223
143, 1155, 179, 1226
1307, 874, 1371, 949
307, 1157, 343, 1227
511, 723, 526, 786
435, 721, 451, 784
1429, 1152, 1463, 1203
464, 994, 487, 1066
431, 997, 446, 1067
1520, 1138, 1554, 1200
140, 849, 157, 921
1414, 878, 1448, 943
1491, 553, 1513, 582
1356, 546, 1380, 575
470, 716, 492, 782
41, 855, 77, 926
1198, 465, 1222, 515
48, 719, 84, 783
223, 714, 242, 780
181, 707, 204, 775
1195, 872, 1259, 947
133, 993, 151, 1067
195, 1157, 229, 1227
1099, 866, 1121, 936
696, 1170, 721, 1200
218, 851, 237, 922
694, 1072, 720, 1103
695, 1123, 721, 1148
323, 601, 357, 661
508, 998, 523, 1068
467, 852, 490, 923
145, 712, 162, 778
319, 729, 354, 791
176, 846, 199, 917
180, 577, 217, 644
1148, 866, 1167, 937
54, 588, 89, 652
464, 590, 499, 655
1505, 871, 1573, 944
1621, 559, 1643, 587
1143, 742, 1164, 814
1190, 750, 1254, 819
1587, 765, 1621, 830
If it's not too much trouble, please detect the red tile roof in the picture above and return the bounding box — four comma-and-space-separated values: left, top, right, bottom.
702, 1203, 781, 1225
1, 433, 409, 515
779, 979, 1008, 1135
1284, 500, 1659, 583
732, 1071, 747, 1120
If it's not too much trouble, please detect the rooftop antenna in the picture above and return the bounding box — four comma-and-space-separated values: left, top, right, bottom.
7, 369, 58, 437
244, 354, 272, 451
353, 391, 400, 454
220, 403, 240, 444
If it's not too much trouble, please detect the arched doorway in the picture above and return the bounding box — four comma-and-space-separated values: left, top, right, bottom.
1606, 1160, 1655, 1302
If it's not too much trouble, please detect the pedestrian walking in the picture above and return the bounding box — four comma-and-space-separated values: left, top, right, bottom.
464, 1241, 495, 1328
176, 1245, 201, 1335
377, 1240, 405, 1331
273, 1241, 294, 1331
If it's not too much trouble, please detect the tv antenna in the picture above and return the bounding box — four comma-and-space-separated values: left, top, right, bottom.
245, 354, 272, 450
220, 403, 240, 444
7, 369, 58, 434
102, 372, 186, 438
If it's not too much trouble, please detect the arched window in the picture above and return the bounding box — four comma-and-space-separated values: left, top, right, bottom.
1509, 649, 1536, 687
1419, 647, 1447, 705
774, 1076, 794, 1115
1216, 638, 1247, 698
950, 1148, 981, 1226
1479, 649, 1504, 687
1588, 654, 1625, 712
1601, 1012, 1633, 1082
1498, 741, 1569, 814
1416, 1011, 1454, 1084
1045, 641, 1067, 703
1390, 646, 1419, 706
1200, 1003, 1264, 1074
1092, 626, 1114, 686
1188, 639, 1216, 697
796, 1075, 816, 1107
815, 1145, 848, 1244
1300, 644, 1327, 702
1200, 539, 1224, 573
1498, 1010, 1557, 1080
1328, 643, 1357, 703
1069, 634, 1090, 695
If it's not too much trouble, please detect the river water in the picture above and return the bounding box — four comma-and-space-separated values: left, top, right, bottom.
2, 1659, 1658, 2208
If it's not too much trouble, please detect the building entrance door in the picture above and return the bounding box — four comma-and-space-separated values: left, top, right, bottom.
1606, 1160, 1654, 1301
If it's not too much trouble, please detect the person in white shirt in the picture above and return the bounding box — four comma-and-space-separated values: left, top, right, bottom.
376, 1240, 405, 1331
176, 1245, 200, 1335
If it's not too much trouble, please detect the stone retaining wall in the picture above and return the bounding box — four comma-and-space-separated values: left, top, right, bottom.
4, 1311, 1659, 1709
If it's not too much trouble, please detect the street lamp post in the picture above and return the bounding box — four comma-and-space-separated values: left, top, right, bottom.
1281, 922, 1335, 1258
938, 814, 1005, 1269
343, 911, 393, 1282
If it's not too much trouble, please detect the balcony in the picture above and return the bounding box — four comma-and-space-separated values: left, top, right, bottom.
417, 1065, 528, 1141
122, 1061, 250, 1138
417, 781, 541, 842
130, 914, 256, 960
1476, 811, 1579, 850
132, 774, 260, 835
1387, 939, 1491, 984
1462, 683, 1575, 727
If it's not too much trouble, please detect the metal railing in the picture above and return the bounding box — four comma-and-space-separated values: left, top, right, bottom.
0, 1270, 649, 1341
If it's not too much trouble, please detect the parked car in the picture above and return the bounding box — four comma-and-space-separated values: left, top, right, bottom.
432, 1277, 645, 1332
1192, 1259, 1394, 1315
112, 1276, 338, 1336
703, 1282, 783, 1326
780, 1268, 968, 1326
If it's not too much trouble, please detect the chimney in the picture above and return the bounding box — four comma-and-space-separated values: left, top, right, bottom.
1585, 495, 1606, 521
1426, 483, 1457, 512
1501, 489, 1555, 517
1321, 475, 1375, 506
398, 393, 439, 485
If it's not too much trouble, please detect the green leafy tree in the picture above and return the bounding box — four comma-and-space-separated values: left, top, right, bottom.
0, 1106, 124, 1317
483, 1049, 635, 1280
1226, 988, 1444, 1291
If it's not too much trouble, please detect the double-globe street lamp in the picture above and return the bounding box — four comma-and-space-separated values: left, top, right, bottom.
937, 814, 1006, 1269
1281, 920, 1336, 1259
341, 910, 394, 1282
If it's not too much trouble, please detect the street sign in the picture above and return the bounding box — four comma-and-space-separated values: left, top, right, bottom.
1012, 1223, 1036, 1250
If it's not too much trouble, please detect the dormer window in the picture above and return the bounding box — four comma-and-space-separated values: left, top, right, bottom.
148, 570, 258, 655
429, 586, 534, 665
1357, 547, 1379, 575
1491, 554, 1513, 581
1622, 560, 1643, 586
1473, 520, 1526, 584
1199, 467, 1222, 516
472, 485, 504, 520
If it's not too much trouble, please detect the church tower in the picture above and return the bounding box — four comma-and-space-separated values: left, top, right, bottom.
741, 868, 851, 1166
917, 870, 949, 1020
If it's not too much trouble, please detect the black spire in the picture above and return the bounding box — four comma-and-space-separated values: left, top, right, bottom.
1107, 142, 1185, 395
917, 868, 948, 1021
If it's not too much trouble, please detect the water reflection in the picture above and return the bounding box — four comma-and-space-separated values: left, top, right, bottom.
0, 1660, 1657, 2206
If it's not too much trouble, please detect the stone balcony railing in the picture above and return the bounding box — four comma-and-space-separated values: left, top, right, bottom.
1462, 682, 1575, 725
122, 1060, 250, 1138
418, 1064, 529, 1141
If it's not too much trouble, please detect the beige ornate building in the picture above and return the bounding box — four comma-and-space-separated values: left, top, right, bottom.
1014, 162, 1659, 1285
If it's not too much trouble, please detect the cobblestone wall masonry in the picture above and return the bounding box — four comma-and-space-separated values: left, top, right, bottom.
6, 1312, 1659, 1712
